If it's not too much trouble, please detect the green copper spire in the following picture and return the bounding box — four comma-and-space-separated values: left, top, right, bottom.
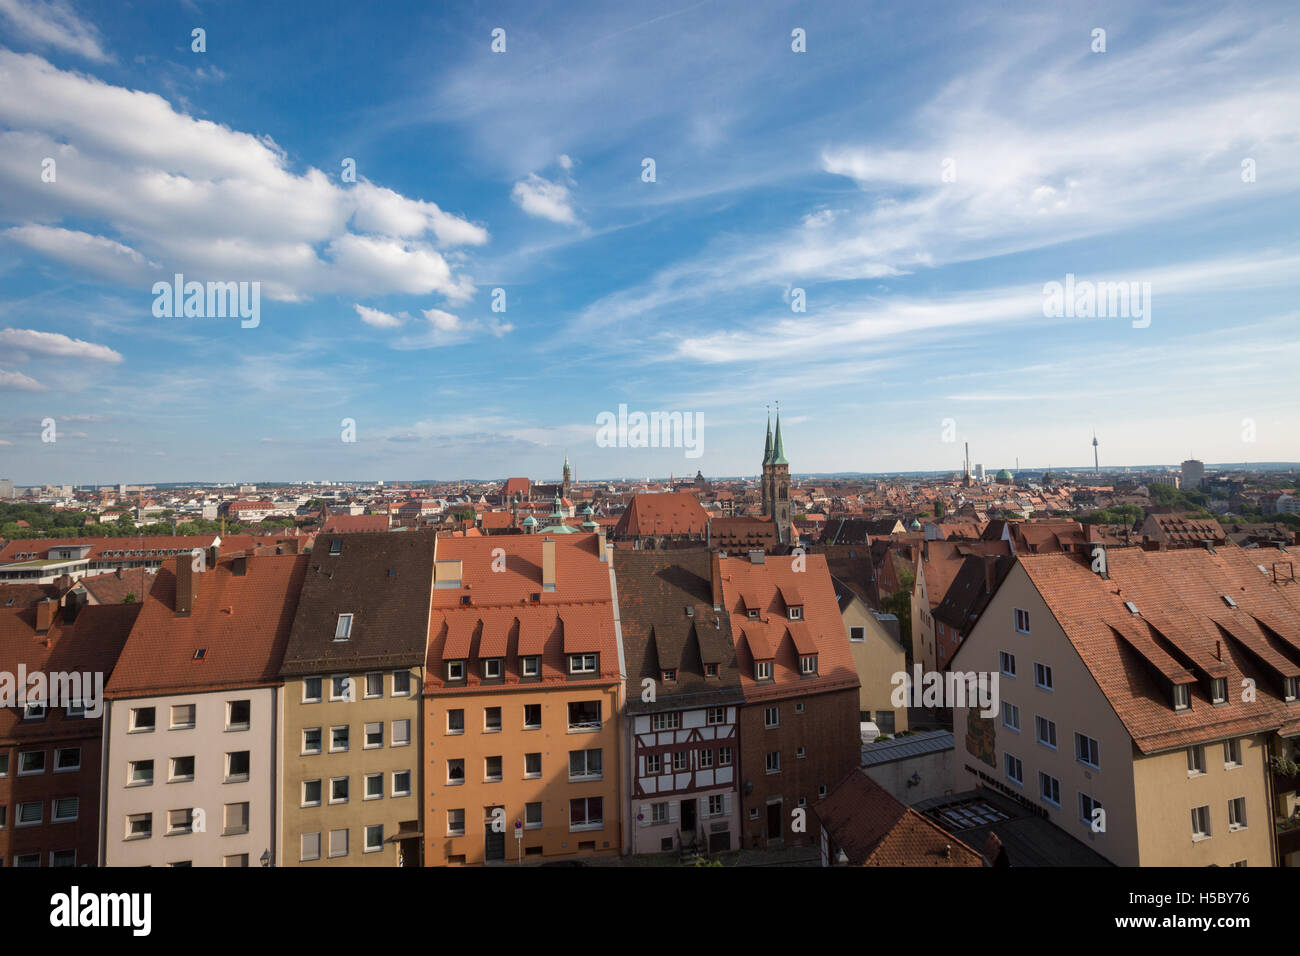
763, 410, 774, 466
771, 411, 788, 466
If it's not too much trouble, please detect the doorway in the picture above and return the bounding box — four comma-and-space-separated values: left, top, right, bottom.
680, 798, 697, 833
766, 801, 783, 842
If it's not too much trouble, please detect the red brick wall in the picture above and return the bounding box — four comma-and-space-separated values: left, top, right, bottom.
736, 687, 859, 849
0, 726, 105, 867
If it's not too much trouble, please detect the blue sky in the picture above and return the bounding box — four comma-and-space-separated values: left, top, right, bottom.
0, 0, 1297, 486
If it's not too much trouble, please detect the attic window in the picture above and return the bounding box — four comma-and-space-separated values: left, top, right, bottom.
447, 660, 466, 681
329, 539, 342, 555
1211, 678, 1227, 705
1173, 684, 1190, 711
799, 655, 818, 675
1285, 677, 1298, 702
705, 663, 718, 678
662, 669, 677, 683
788, 606, 803, 621
483, 658, 503, 679
755, 661, 773, 681
1221, 595, 1237, 608
334, 613, 353, 641
193, 648, 206, 661
747, 608, 759, 620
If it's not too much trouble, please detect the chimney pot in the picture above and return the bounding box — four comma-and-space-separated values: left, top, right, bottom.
35, 598, 56, 634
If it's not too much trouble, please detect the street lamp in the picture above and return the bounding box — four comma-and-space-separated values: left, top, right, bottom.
260, 849, 272, 867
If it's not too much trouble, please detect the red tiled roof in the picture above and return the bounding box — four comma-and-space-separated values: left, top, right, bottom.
105, 553, 307, 699
322, 513, 390, 533
814, 769, 983, 867
613, 492, 709, 538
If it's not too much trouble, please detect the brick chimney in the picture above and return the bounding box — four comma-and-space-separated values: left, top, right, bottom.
35, 598, 57, 634
541, 537, 557, 593
175, 553, 199, 614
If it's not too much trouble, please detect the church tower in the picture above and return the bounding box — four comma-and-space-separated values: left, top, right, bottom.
562, 453, 572, 498
761, 407, 792, 545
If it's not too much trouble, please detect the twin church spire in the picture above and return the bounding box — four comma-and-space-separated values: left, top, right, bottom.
761, 404, 792, 544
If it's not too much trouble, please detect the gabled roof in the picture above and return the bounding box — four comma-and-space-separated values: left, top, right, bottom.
106, 553, 307, 699
613, 492, 710, 539
814, 769, 983, 867
281, 529, 436, 675
613, 549, 742, 713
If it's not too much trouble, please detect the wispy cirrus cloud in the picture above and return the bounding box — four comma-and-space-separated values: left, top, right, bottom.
0, 326, 122, 362
0, 0, 109, 62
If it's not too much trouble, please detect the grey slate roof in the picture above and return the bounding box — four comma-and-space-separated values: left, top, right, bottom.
860, 729, 954, 766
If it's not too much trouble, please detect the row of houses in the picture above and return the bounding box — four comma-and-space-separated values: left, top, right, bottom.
0, 530, 881, 867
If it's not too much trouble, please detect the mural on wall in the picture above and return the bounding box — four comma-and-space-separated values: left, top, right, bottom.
966, 706, 996, 768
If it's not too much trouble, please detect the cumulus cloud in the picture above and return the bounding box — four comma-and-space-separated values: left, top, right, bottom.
0, 368, 47, 391
0, 0, 109, 62
0, 327, 123, 362
511, 172, 577, 225
0, 51, 487, 305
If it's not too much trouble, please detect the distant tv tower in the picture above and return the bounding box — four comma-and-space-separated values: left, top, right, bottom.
1092, 430, 1100, 474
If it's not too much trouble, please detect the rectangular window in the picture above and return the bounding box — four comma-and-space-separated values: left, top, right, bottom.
329, 777, 349, 804
167, 808, 193, 834
1034, 662, 1053, 691
126, 812, 152, 839
484, 658, 503, 679
1223, 738, 1242, 768
570, 749, 603, 780
1191, 805, 1211, 840
999, 652, 1016, 677
365, 772, 383, 800
52, 796, 79, 823
1079, 793, 1103, 828
569, 796, 603, 830
302, 727, 322, 755
0, 754, 8, 778
334, 613, 353, 641
17, 802, 42, 826
1001, 702, 1020, 731
799, 655, 817, 675
364, 722, 383, 749
130, 707, 155, 732
662, 668, 677, 682
128, 758, 153, 785
523, 704, 541, 729
222, 802, 250, 836
705, 663, 718, 677
569, 653, 597, 674
303, 677, 322, 703
699, 748, 714, 768
447, 809, 466, 836
1174, 684, 1191, 711
1075, 732, 1100, 768
718, 746, 733, 766
302, 780, 322, 807
708, 794, 724, 816
484, 707, 502, 732
392, 669, 411, 696
301, 832, 321, 862
1211, 678, 1227, 705
484, 756, 503, 782
1038, 772, 1061, 807
672, 750, 688, 772
707, 707, 726, 725
1187, 745, 1206, 776
226, 699, 251, 730
651, 712, 681, 732
515, 655, 539, 678
1228, 797, 1247, 830
328, 829, 349, 858
788, 606, 803, 621
568, 700, 601, 731
447, 759, 465, 785
765, 751, 780, 774
392, 770, 411, 797
1035, 716, 1057, 750
392, 719, 411, 747
170, 755, 196, 782
446, 660, 466, 682
54, 747, 81, 772
645, 754, 661, 774
225, 750, 250, 783
330, 675, 351, 701
170, 704, 196, 730
755, 661, 773, 681
447, 709, 464, 734
764, 706, 780, 728
364, 672, 383, 698
364, 824, 384, 853
330, 725, 349, 752
1005, 753, 1023, 785
1014, 608, 1031, 634
849, 626, 866, 642
525, 752, 542, 778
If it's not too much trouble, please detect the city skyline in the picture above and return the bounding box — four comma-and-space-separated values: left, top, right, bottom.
2, 0, 1298, 486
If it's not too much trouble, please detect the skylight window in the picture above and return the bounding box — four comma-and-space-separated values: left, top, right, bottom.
1221, 595, 1237, 608
1124, 601, 1140, 615
334, 613, 353, 641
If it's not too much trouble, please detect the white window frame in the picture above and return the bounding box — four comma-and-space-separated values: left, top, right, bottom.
1033, 662, 1053, 691
1075, 732, 1100, 769
999, 651, 1016, 678
334, 613, 353, 641
755, 661, 773, 681
1035, 715, 1057, 750
1001, 701, 1020, 732
1014, 608, 1031, 634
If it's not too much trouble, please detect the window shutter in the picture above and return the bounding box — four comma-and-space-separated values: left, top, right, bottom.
724, 794, 732, 816
638, 804, 649, 827
669, 801, 678, 823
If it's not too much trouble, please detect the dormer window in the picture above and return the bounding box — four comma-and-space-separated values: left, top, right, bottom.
334, 613, 353, 641
569, 653, 597, 675
788, 606, 803, 621
483, 658, 503, 680
747, 608, 759, 620
447, 660, 466, 681
705, 663, 718, 678
799, 655, 818, 675
755, 661, 773, 681
662, 669, 677, 683
1285, 677, 1298, 702
1173, 684, 1191, 711
1211, 678, 1227, 705
329, 539, 342, 555
521, 656, 540, 677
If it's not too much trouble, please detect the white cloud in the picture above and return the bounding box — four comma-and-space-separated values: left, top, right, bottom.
511, 173, 578, 225
354, 304, 406, 329
0, 51, 487, 305
0, 0, 109, 62
0, 368, 47, 391
389, 309, 514, 349
3, 224, 157, 282
0, 326, 123, 362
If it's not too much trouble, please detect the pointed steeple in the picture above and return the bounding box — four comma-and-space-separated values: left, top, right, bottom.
763, 408, 774, 466
771, 410, 788, 466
